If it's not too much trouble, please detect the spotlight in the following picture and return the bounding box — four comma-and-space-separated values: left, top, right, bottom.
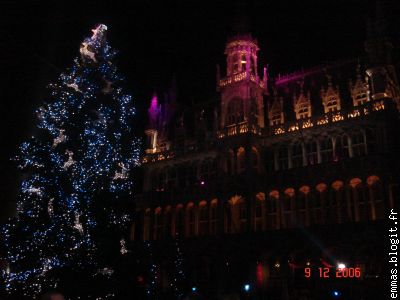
244, 284, 250, 292
192, 286, 197, 292
332, 290, 341, 297
337, 263, 346, 270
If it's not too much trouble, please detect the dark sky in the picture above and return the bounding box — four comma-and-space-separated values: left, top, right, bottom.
1, 0, 399, 221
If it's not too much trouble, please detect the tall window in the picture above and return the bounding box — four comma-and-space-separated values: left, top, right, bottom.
320, 137, 333, 163
209, 200, 218, 235
238, 200, 247, 233
278, 146, 289, 170
227, 98, 244, 125
306, 140, 318, 165
350, 179, 366, 222
351, 131, 366, 157
313, 184, 327, 225
326, 189, 339, 224
254, 196, 264, 232
198, 202, 208, 236
267, 191, 279, 230
237, 147, 246, 174
298, 187, 309, 226
283, 189, 294, 228
367, 176, 384, 220
335, 135, 349, 160
291, 142, 303, 168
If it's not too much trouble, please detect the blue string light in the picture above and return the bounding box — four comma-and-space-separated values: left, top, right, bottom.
1, 23, 141, 298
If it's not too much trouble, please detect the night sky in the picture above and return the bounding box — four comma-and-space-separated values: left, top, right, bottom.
1, 0, 399, 221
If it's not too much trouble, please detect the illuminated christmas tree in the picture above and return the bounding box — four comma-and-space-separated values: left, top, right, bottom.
1, 24, 140, 299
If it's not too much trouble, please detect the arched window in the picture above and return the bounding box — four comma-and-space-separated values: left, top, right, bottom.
227, 98, 244, 125
198, 201, 208, 236
313, 183, 327, 225
267, 191, 279, 230
291, 142, 303, 168
237, 147, 246, 174
186, 203, 196, 237
229, 195, 246, 233
209, 199, 218, 235
367, 176, 384, 220
335, 135, 349, 160
298, 186, 310, 226
332, 181, 345, 223
320, 137, 333, 163
283, 188, 295, 228
278, 146, 289, 170
254, 193, 265, 231
349, 178, 365, 222
306, 140, 318, 165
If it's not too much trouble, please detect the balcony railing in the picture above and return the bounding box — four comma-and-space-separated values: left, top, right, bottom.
219, 71, 263, 88
270, 99, 391, 136
218, 122, 262, 138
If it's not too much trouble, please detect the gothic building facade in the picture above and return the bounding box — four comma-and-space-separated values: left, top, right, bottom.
131, 10, 400, 300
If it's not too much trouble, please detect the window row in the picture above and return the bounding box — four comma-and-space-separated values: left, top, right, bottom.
134, 177, 394, 241
149, 159, 217, 191
272, 130, 376, 171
